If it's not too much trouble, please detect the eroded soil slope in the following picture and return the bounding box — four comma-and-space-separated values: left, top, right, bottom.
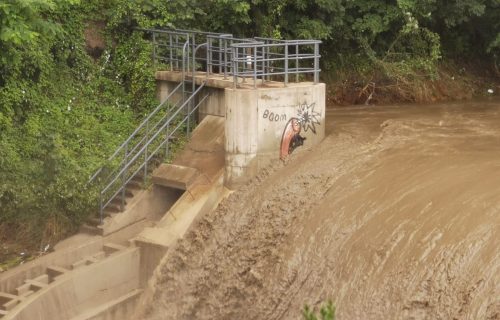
141, 100, 500, 320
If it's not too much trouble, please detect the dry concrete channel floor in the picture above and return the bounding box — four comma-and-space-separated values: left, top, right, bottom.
0, 115, 229, 320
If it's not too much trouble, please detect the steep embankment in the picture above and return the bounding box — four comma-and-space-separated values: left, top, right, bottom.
140, 100, 500, 320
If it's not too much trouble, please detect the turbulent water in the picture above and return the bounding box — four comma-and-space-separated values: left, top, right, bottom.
140, 100, 500, 320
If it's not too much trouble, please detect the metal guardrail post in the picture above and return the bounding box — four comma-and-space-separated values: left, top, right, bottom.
165, 122, 170, 157
169, 34, 173, 71
152, 32, 157, 67
121, 143, 127, 212
99, 195, 103, 224
207, 37, 212, 76
296, 43, 299, 82
175, 35, 179, 69
233, 47, 238, 88
223, 38, 228, 79
284, 44, 289, 86
314, 42, 319, 84
253, 46, 257, 88
144, 121, 149, 185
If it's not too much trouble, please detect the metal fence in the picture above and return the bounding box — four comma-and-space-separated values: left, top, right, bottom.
142, 28, 321, 87
89, 29, 210, 223
88, 28, 321, 224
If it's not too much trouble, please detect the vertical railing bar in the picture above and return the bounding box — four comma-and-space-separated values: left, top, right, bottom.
224, 38, 228, 79
152, 32, 157, 68
314, 42, 319, 84
175, 35, 179, 69
169, 34, 173, 71
144, 120, 148, 185
284, 44, 289, 87
99, 195, 103, 224
121, 142, 127, 212
165, 122, 170, 158
296, 43, 299, 83
233, 46, 238, 88
207, 37, 211, 76
253, 46, 257, 88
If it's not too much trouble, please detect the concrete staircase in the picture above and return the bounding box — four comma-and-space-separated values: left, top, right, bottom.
0, 243, 140, 320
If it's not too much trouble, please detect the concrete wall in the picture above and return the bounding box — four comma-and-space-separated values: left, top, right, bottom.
156, 74, 326, 188
156, 79, 225, 120
225, 83, 326, 187
5, 248, 140, 320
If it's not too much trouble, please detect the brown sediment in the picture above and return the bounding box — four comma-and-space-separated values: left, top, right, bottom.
140, 100, 500, 320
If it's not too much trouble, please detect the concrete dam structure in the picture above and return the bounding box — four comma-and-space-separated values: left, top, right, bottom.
0, 29, 326, 320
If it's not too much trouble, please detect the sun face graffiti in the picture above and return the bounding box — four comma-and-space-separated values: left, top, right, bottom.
280, 102, 321, 160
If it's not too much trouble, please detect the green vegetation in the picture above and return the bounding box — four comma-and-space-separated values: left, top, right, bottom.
303, 301, 336, 320
0, 0, 498, 261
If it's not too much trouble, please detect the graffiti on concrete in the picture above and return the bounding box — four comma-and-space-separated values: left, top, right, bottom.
262, 109, 287, 122
280, 102, 321, 160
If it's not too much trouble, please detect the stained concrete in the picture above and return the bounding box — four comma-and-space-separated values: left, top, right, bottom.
3, 247, 140, 320
132, 115, 227, 291
225, 83, 326, 187
152, 164, 199, 190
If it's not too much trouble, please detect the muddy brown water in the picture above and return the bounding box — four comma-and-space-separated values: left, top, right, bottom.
140, 100, 500, 320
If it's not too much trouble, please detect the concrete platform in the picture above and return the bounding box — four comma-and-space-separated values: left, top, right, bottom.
152, 164, 199, 190
156, 70, 317, 90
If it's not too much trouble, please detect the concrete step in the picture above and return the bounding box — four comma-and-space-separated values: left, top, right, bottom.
23, 280, 47, 291
103, 243, 127, 256
109, 197, 128, 207
71, 258, 92, 270
0, 292, 21, 311
18, 290, 34, 299
126, 179, 142, 190
33, 274, 49, 284
152, 164, 199, 190
93, 251, 106, 261
14, 273, 49, 297
46, 265, 69, 282
87, 217, 102, 226
80, 223, 103, 236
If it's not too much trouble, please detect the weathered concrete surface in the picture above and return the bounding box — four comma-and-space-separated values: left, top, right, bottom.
0, 221, 149, 297
4, 247, 139, 320
225, 83, 325, 187
156, 71, 234, 89
70, 289, 142, 320
152, 164, 199, 190
156, 70, 326, 188
157, 78, 225, 119
132, 115, 227, 297
98, 185, 182, 236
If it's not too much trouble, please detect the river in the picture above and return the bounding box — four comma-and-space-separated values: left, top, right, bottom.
140, 99, 500, 320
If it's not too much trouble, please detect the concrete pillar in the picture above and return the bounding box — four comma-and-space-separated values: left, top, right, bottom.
225, 83, 326, 188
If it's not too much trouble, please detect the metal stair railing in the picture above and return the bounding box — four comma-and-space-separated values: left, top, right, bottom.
98, 83, 209, 223
89, 30, 210, 224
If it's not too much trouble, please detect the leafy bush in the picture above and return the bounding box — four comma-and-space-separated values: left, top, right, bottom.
303, 301, 336, 320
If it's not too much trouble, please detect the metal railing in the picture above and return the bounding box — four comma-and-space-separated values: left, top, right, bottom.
88, 28, 321, 223
89, 29, 208, 223
144, 28, 321, 87
97, 83, 208, 222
